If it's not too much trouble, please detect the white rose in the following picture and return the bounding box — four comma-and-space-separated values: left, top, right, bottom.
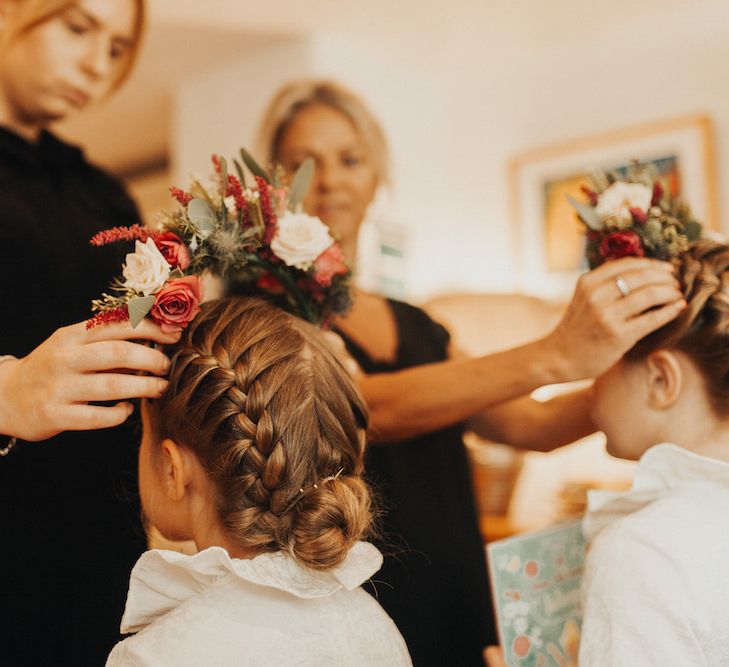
271, 211, 334, 268
122, 238, 171, 295
224, 195, 237, 217
595, 181, 652, 225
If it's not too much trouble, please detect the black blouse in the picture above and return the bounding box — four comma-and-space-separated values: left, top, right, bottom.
0, 128, 146, 665
339, 299, 497, 667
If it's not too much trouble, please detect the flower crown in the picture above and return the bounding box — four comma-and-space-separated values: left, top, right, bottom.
569, 161, 703, 269
88, 149, 352, 331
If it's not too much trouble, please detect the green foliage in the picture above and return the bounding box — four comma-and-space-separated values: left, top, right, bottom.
240, 148, 271, 184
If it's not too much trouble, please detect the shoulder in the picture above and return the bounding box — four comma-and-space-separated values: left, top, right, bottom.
580, 492, 728, 667
328, 588, 412, 665
109, 585, 411, 667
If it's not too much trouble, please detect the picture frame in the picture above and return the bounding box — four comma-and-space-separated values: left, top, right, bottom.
509, 114, 720, 298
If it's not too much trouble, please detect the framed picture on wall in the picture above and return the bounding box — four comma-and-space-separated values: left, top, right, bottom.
509, 114, 720, 298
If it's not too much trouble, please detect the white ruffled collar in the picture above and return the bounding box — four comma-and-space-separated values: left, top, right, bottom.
120, 541, 383, 634
583, 443, 729, 543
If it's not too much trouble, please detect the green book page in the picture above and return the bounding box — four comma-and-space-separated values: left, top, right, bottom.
487, 519, 584, 667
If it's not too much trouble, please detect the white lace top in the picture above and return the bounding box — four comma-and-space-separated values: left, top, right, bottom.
106, 542, 412, 666
580, 443, 729, 667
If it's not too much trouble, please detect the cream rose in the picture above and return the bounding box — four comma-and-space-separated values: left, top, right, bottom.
271, 211, 334, 268
122, 238, 171, 295
595, 181, 652, 226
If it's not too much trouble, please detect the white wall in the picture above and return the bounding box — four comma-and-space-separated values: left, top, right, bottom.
172, 0, 729, 301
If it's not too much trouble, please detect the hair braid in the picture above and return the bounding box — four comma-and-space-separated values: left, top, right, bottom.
147, 296, 371, 568
630, 240, 729, 415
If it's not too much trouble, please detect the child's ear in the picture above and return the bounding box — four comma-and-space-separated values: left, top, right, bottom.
159, 438, 193, 501
645, 350, 683, 410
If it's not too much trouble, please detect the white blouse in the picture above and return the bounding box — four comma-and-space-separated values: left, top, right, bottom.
580, 443, 729, 667
107, 542, 412, 666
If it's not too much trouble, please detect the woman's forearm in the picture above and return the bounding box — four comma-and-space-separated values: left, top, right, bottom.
361, 256, 684, 444
467, 387, 595, 451
360, 338, 565, 442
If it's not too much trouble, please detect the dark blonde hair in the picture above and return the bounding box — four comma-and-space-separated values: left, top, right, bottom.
0, 0, 146, 90
147, 297, 372, 570
257, 79, 390, 186
629, 239, 729, 415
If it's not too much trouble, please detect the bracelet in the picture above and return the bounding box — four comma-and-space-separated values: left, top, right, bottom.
0, 355, 18, 457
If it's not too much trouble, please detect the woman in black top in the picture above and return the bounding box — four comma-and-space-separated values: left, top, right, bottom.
256, 80, 685, 666
0, 1, 178, 664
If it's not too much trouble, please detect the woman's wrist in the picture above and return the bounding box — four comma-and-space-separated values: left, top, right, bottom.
525, 333, 575, 386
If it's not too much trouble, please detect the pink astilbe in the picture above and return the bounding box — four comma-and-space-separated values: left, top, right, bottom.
169, 187, 193, 206
90, 225, 150, 247
226, 174, 247, 213
580, 185, 598, 206
256, 176, 277, 244
86, 306, 129, 330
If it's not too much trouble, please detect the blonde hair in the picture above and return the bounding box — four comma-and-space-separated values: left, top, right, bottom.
146, 297, 372, 570
629, 240, 729, 416
0, 0, 146, 90
257, 79, 390, 186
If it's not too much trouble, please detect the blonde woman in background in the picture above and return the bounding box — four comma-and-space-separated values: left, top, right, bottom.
0, 1, 176, 664
252, 79, 686, 666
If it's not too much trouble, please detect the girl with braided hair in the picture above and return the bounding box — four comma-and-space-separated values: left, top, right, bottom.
575, 239, 729, 665
107, 296, 412, 666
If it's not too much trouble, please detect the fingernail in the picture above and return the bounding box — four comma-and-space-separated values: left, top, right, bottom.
158, 379, 169, 394
126, 402, 134, 416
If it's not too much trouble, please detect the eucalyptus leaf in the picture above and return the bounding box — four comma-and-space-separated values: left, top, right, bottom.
187, 198, 216, 234
169, 268, 185, 280
240, 148, 271, 184
685, 221, 702, 242
128, 295, 156, 328
567, 195, 603, 230
234, 159, 247, 188
288, 158, 314, 212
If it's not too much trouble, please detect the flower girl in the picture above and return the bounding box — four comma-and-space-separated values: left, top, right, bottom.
106, 297, 411, 666
580, 238, 729, 665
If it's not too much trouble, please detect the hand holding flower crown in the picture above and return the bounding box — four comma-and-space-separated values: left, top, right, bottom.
569, 162, 702, 268
88, 149, 352, 331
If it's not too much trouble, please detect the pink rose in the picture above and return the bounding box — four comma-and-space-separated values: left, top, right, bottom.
313, 244, 348, 287
150, 276, 203, 332
154, 232, 190, 270
598, 231, 645, 262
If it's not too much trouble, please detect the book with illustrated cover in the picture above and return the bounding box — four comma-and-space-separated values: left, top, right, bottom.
486, 520, 585, 667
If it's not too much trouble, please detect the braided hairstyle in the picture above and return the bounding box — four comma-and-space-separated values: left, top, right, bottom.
628, 239, 729, 416
146, 297, 371, 569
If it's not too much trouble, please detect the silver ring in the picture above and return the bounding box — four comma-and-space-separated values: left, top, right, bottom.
615, 275, 631, 298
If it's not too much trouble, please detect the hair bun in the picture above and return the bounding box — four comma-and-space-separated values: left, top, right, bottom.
291, 476, 371, 570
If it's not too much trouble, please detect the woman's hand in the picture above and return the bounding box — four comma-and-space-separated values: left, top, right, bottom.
0, 319, 181, 441
543, 257, 685, 382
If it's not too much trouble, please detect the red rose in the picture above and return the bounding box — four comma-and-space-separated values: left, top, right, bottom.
256, 272, 285, 294
154, 232, 190, 270
598, 231, 645, 262
150, 276, 203, 332
313, 244, 348, 287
